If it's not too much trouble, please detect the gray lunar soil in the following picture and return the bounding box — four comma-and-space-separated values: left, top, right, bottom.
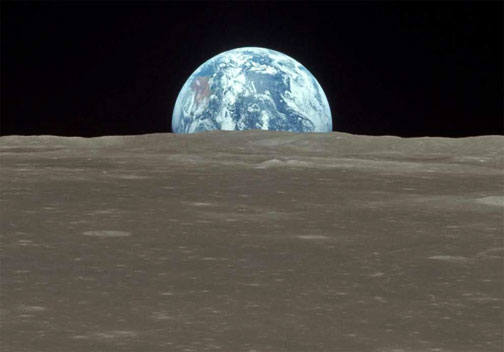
0, 130, 503, 352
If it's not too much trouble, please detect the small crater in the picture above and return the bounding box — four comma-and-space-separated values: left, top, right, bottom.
19, 305, 47, 312
475, 247, 504, 260
73, 330, 138, 340
82, 230, 131, 238
89, 209, 119, 215
17, 240, 38, 247
476, 196, 504, 207
428, 255, 468, 263
151, 312, 174, 321
297, 235, 329, 240
112, 174, 149, 180
369, 272, 385, 278
184, 201, 214, 207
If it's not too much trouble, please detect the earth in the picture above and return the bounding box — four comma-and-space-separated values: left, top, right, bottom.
172, 47, 332, 134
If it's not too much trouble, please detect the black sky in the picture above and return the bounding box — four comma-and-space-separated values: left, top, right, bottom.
1, 2, 502, 137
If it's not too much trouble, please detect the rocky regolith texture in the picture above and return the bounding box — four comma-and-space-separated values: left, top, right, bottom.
1, 131, 503, 351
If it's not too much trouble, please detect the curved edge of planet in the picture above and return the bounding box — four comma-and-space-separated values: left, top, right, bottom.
172, 47, 332, 134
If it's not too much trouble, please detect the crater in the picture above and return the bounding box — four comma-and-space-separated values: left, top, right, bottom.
82, 230, 131, 238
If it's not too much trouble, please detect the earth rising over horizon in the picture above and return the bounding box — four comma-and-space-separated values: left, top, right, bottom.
172, 47, 332, 134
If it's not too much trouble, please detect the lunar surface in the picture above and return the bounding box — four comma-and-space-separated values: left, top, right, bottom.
0, 131, 502, 351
